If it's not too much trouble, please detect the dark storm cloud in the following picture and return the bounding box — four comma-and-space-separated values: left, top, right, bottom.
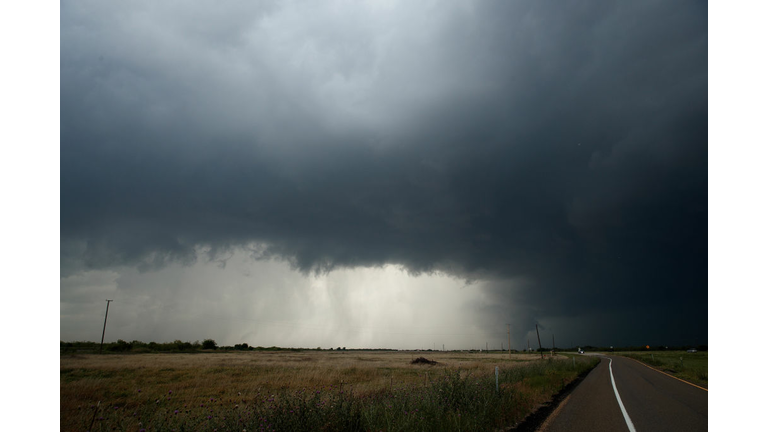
61, 1, 707, 346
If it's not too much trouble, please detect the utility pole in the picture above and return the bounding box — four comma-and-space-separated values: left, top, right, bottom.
552, 334, 555, 355
507, 324, 512, 358
535, 324, 543, 359
100, 299, 113, 354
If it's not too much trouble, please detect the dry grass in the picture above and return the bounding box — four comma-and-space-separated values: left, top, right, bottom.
61, 351, 540, 402
60, 350, 590, 431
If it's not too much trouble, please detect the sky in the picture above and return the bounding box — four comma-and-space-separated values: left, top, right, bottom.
58, 0, 710, 350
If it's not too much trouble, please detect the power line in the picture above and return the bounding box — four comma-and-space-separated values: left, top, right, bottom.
81, 299, 512, 341
84, 297, 499, 337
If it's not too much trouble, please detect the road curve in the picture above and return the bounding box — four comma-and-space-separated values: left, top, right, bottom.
538, 355, 707, 432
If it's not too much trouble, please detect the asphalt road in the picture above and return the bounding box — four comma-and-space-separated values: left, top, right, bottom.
538, 355, 707, 432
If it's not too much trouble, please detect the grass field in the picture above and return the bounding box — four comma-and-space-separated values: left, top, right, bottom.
616, 351, 708, 389
61, 350, 598, 431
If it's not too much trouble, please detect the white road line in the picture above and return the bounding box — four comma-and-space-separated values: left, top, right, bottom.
609, 358, 637, 432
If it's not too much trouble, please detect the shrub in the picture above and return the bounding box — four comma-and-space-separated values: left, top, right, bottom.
108, 339, 132, 352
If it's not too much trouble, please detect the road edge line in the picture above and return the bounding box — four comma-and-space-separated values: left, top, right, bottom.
609, 358, 637, 432
620, 355, 708, 392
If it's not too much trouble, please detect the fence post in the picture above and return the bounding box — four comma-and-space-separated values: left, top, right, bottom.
495, 366, 499, 394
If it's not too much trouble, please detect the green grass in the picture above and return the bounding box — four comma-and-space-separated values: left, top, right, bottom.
617, 351, 707, 388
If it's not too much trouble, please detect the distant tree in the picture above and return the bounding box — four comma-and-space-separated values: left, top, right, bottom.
109, 339, 132, 352
202, 339, 218, 350
173, 340, 193, 351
